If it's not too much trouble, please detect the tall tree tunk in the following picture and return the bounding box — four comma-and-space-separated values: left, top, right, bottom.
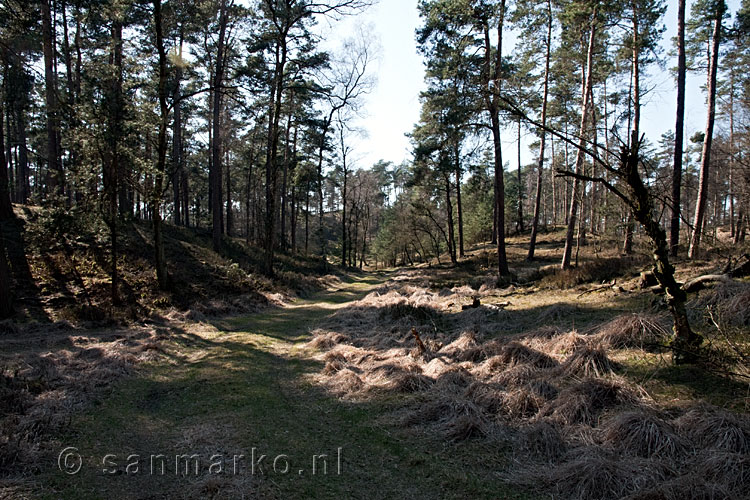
561, 5, 598, 270
688, 0, 726, 259
670, 0, 687, 256
41, 0, 64, 198
212, 0, 229, 252
102, 6, 125, 304
527, 0, 553, 261
479, 0, 510, 276
173, 28, 185, 227
151, 0, 170, 290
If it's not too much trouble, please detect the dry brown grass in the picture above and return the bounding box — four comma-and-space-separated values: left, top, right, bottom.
540, 447, 668, 500
594, 313, 671, 349
0, 322, 167, 473
515, 421, 567, 462
309, 331, 351, 350
556, 346, 617, 378
673, 403, 750, 454
490, 363, 542, 387
309, 269, 750, 498
498, 342, 558, 369
537, 378, 639, 426
401, 393, 488, 442
693, 280, 750, 327
692, 450, 750, 494
599, 409, 688, 458
385, 372, 434, 393
464, 381, 505, 414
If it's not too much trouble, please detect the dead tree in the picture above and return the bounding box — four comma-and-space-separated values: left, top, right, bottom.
502, 94, 703, 363
560, 132, 702, 362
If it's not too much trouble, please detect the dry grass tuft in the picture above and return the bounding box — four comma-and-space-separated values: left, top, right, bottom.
443, 413, 488, 442
525, 379, 559, 401
385, 372, 434, 393
538, 378, 639, 426
512, 446, 667, 500
491, 363, 541, 387
673, 403, 750, 454
600, 409, 688, 458
692, 450, 750, 494
402, 394, 487, 441
693, 280, 750, 326
557, 346, 617, 378
0, 325, 165, 474
440, 331, 479, 358
456, 339, 505, 362
464, 382, 505, 413
328, 369, 364, 396
323, 349, 349, 365
435, 368, 472, 389
499, 342, 558, 369
516, 421, 567, 462
500, 387, 545, 420
322, 360, 345, 375
542, 330, 589, 354
595, 313, 670, 349
309, 331, 351, 350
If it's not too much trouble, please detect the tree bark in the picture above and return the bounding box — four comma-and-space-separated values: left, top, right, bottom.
152, 0, 169, 290
212, 0, 228, 251
104, 14, 124, 304
482, 1, 509, 276
0, 229, 12, 318
623, 133, 701, 362
528, 0, 552, 261
562, 10, 597, 270
688, 7, 722, 259
41, 0, 63, 197
172, 32, 184, 226
0, 101, 13, 221
670, 0, 687, 256
264, 36, 288, 276
455, 142, 464, 258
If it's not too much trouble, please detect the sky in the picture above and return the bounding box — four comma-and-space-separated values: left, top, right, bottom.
321, 0, 742, 171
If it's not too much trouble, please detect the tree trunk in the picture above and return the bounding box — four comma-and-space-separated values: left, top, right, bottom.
172, 33, 183, 226
562, 10, 597, 270
454, 141, 464, 258
104, 14, 124, 304
0, 229, 12, 318
41, 0, 63, 197
517, 116, 523, 233
670, 0, 686, 256
264, 36, 288, 276
444, 170, 457, 265
0, 101, 13, 221
624, 133, 701, 362
281, 93, 294, 250
688, 7, 722, 259
152, 0, 169, 290
483, 3, 509, 276
528, 0, 552, 261
212, 0, 228, 251
226, 145, 232, 236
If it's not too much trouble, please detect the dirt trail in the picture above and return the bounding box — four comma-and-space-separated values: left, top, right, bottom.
34, 271, 518, 500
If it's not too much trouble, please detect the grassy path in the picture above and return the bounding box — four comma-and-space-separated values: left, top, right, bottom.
40, 272, 523, 500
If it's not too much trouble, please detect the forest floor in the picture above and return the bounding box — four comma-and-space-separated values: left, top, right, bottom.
2, 230, 749, 499
3, 270, 530, 499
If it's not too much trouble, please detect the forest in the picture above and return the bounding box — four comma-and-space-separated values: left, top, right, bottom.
0, 0, 749, 498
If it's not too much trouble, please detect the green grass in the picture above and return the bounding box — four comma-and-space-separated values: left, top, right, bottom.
36, 273, 528, 499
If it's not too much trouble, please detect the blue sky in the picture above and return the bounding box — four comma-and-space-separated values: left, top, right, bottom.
323, 0, 741, 171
